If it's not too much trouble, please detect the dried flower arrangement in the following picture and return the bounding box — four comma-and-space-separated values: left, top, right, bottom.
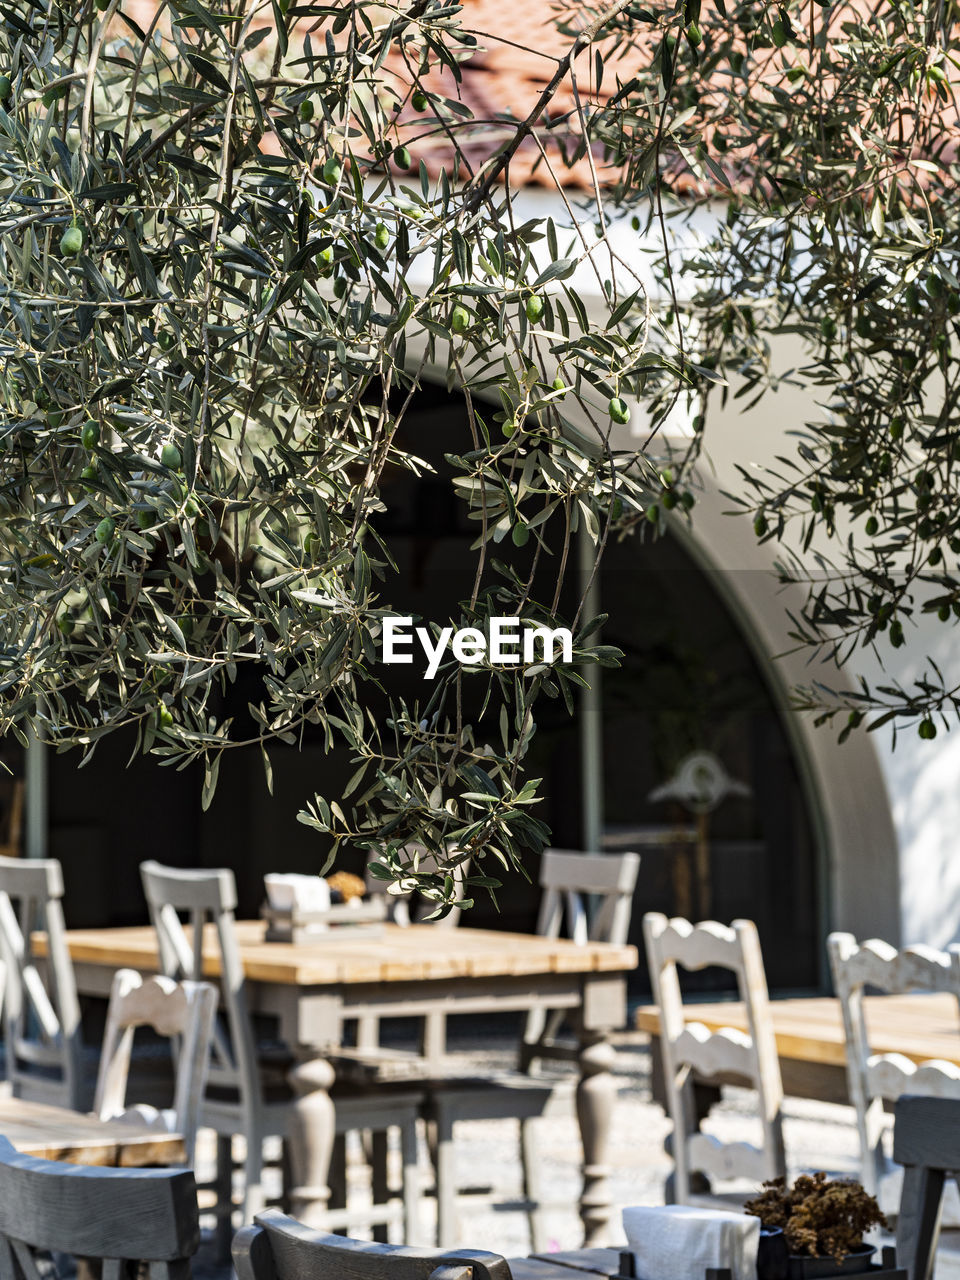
326, 871, 367, 903
745, 1173, 887, 1263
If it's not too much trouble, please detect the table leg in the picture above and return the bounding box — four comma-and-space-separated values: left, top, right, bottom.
287, 1056, 336, 1228
576, 1030, 618, 1246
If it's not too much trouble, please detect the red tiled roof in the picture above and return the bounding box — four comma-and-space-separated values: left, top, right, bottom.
117, 0, 641, 190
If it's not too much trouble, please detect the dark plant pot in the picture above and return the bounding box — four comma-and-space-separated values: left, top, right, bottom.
787, 1245, 876, 1280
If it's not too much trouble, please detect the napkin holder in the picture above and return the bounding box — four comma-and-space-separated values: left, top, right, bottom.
261, 896, 387, 943
262, 872, 387, 943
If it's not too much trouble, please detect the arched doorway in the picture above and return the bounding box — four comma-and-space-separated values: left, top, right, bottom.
597, 532, 820, 993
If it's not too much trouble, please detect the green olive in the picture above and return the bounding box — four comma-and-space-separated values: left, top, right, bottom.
161, 441, 182, 470
81, 419, 100, 451
95, 516, 116, 545
608, 397, 630, 424
60, 225, 83, 257
450, 304, 470, 334
525, 295, 544, 324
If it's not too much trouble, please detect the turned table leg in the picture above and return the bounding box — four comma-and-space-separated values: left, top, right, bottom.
576, 1030, 618, 1246
287, 1056, 336, 1228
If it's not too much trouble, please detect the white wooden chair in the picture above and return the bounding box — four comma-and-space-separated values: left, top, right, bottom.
0, 856, 83, 1109
0, 1134, 200, 1280
829, 932, 960, 1214
94, 968, 218, 1167
642, 912, 786, 1204
140, 861, 424, 1254
234, 1207, 513, 1280
426, 848, 641, 1249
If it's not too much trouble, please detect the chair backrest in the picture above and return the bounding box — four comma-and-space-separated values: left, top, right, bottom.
893, 1095, 960, 1280
643, 912, 785, 1201
828, 933, 960, 1196
234, 1209, 513, 1280
365, 845, 472, 929
0, 856, 82, 1109
94, 968, 218, 1167
0, 1134, 198, 1280
140, 861, 260, 1110
535, 849, 640, 946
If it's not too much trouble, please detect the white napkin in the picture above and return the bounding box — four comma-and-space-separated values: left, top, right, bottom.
264, 874, 331, 915
623, 1204, 760, 1280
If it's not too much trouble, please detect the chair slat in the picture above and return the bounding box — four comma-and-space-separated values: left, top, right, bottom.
233, 1210, 513, 1280
0, 1136, 199, 1265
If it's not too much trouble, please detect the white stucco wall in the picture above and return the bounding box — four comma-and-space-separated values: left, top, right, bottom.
675, 328, 960, 950
407, 185, 959, 950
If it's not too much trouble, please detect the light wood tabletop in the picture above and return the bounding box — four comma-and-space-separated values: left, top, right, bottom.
636, 991, 960, 1068
42, 921, 638, 986
0, 1096, 186, 1167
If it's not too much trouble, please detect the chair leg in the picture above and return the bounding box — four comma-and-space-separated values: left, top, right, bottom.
897, 1164, 946, 1280
433, 1106, 458, 1248
329, 1132, 348, 1231
280, 1139, 293, 1214
242, 1127, 266, 1221
401, 1116, 422, 1245
214, 1135, 234, 1264
521, 1116, 548, 1253
371, 1129, 389, 1243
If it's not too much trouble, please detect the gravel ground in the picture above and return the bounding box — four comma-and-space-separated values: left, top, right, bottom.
189, 1024, 897, 1278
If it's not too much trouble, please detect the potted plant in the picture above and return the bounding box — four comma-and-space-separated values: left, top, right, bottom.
745, 1173, 887, 1279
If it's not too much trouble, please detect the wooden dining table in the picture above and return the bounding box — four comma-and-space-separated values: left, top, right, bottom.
0, 1095, 186, 1167
636, 990, 960, 1105
43, 920, 638, 1245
